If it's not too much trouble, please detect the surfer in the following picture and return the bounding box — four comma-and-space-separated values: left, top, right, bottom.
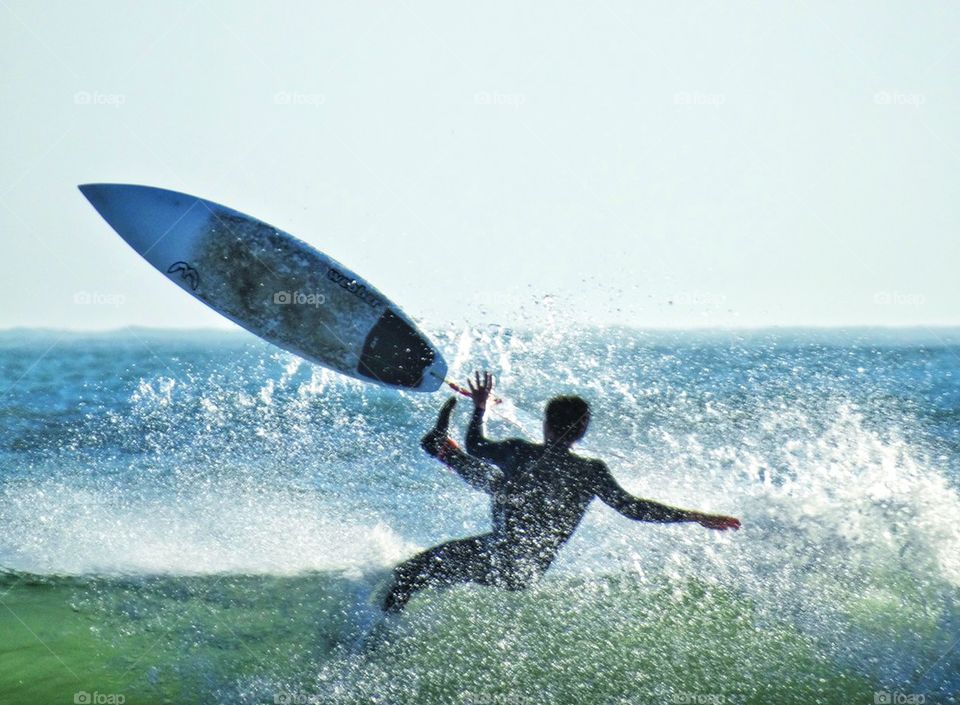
381, 372, 741, 613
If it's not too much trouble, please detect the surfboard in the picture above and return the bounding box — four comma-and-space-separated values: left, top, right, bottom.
79, 184, 447, 392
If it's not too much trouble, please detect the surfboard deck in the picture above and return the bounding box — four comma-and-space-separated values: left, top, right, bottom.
79, 184, 446, 392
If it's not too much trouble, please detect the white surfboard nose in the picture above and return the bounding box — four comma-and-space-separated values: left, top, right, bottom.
78, 183, 210, 266
79, 182, 448, 391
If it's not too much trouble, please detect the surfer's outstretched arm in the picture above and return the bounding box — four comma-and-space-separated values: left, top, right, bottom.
422, 398, 502, 494
592, 461, 741, 530
464, 371, 523, 466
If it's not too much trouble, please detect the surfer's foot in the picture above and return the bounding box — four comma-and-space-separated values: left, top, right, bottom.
421, 397, 457, 457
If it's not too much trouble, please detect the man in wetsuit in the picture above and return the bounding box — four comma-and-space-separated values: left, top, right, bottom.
381, 371, 741, 613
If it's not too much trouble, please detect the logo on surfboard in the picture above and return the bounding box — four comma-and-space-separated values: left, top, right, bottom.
167, 261, 200, 291
326, 267, 383, 309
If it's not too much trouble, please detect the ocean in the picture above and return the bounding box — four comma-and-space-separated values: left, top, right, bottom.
1, 325, 958, 705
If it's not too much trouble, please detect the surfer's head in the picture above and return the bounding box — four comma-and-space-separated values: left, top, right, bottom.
544, 395, 590, 445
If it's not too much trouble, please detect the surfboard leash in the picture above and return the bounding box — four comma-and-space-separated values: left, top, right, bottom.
444, 379, 504, 405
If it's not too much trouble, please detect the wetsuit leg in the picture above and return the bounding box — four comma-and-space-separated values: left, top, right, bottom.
381, 534, 495, 613
488, 537, 555, 592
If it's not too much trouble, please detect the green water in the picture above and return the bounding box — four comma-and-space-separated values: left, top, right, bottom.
1, 571, 878, 705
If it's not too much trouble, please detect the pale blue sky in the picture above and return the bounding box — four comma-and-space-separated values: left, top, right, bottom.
1, 1, 958, 330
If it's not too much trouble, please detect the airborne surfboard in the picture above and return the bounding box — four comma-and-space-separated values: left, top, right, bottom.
79, 184, 447, 392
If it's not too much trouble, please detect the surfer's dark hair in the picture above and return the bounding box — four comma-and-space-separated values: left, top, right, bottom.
545, 395, 590, 443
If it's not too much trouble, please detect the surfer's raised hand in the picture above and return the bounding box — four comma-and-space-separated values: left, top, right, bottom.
691, 513, 741, 531
467, 370, 494, 411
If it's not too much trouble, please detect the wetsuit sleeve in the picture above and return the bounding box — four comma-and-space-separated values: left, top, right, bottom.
465, 407, 523, 468
431, 439, 503, 495
592, 461, 692, 523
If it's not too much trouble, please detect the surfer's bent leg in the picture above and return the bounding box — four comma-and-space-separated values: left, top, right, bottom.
381, 535, 495, 613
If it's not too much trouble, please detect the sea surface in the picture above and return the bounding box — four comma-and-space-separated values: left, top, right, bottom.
1, 326, 959, 705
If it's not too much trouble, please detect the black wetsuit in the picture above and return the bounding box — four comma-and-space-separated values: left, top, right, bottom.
382, 407, 692, 613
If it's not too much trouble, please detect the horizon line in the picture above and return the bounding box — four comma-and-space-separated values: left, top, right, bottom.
3, 323, 960, 335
